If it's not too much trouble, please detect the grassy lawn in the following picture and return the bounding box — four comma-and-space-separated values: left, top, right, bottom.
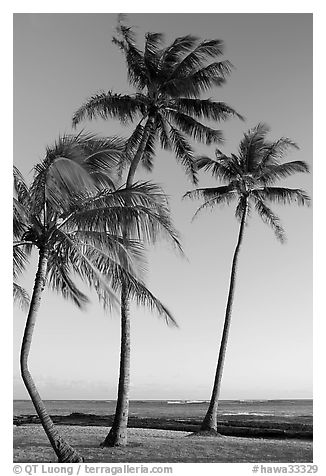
14, 425, 313, 463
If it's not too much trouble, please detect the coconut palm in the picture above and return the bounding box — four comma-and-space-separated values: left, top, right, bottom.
72, 16, 242, 447
185, 123, 310, 434
72, 16, 242, 187
13, 134, 180, 461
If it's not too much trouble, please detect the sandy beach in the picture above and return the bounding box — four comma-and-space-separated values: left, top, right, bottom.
14, 425, 313, 463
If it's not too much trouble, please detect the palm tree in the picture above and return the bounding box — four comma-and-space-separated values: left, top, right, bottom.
185, 123, 310, 434
13, 134, 179, 461
72, 16, 242, 447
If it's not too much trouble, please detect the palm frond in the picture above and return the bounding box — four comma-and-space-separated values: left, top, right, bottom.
251, 195, 286, 242
253, 187, 311, 206
54, 224, 166, 316
72, 92, 146, 127
30, 133, 124, 217
13, 166, 29, 204
124, 273, 178, 327
141, 127, 157, 172
48, 157, 97, 192
47, 254, 90, 309
112, 20, 148, 90
62, 182, 183, 253
13, 197, 29, 240
112, 183, 183, 251
73, 224, 147, 278
260, 137, 299, 167
168, 110, 224, 145
113, 181, 170, 209
29, 134, 98, 216
114, 14, 137, 44
156, 115, 172, 151
53, 228, 121, 311
172, 98, 243, 122
257, 161, 310, 185
239, 123, 271, 172
196, 154, 241, 182
185, 185, 236, 220
169, 39, 225, 78
13, 245, 31, 279
36, 158, 96, 215
70, 235, 178, 327
116, 121, 145, 179
144, 32, 165, 75
184, 185, 234, 201
159, 35, 199, 74
73, 135, 124, 190
168, 126, 198, 184
13, 282, 30, 311
164, 61, 232, 97
122, 46, 148, 91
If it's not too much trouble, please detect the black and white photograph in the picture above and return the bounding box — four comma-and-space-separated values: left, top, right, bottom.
11, 9, 315, 471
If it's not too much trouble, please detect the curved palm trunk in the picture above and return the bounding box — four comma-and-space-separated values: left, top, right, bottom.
200, 199, 248, 433
101, 286, 130, 446
126, 116, 155, 188
102, 115, 154, 447
20, 247, 83, 462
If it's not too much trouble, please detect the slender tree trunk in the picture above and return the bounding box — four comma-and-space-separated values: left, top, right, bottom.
101, 115, 154, 447
20, 247, 83, 462
101, 286, 130, 446
200, 199, 248, 433
126, 116, 155, 187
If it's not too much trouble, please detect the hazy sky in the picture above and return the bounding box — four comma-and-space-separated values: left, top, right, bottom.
13, 13, 312, 400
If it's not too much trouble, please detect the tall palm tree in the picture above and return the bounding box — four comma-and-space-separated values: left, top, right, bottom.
13, 134, 179, 461
185, 123, 310, 434
72, 16, 242, 447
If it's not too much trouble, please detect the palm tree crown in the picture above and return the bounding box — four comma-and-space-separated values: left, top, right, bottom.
13, 133, 127, 309
72, 16, 243, 184
185, 123, 310, 239
13, 134, 180, 321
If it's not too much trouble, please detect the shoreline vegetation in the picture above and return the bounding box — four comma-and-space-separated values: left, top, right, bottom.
14, 412, 312, 440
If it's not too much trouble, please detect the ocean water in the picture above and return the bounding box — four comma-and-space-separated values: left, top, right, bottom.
13, 399, 313, 420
